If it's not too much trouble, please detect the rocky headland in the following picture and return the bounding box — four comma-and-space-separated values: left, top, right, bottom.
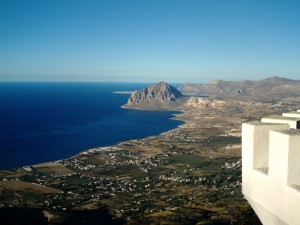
123, 81, 187, 110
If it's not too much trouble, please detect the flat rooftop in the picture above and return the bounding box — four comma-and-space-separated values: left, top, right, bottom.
273, 129, 300, 136
263, 116, 300, 121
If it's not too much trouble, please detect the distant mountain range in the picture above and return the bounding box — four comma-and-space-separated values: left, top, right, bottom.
123, 76, 300, 110
178, 76, 300, 97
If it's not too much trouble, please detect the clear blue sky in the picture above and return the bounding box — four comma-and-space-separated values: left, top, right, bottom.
1, 0, 300, 82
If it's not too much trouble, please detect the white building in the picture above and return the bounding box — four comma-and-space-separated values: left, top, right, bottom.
242, 111, 300, 225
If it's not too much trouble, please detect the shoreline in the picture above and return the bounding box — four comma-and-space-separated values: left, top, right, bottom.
2, 108, 186, 171
122, 105, 180, 111
54, 112, 185, 166
48, 110, 186, 165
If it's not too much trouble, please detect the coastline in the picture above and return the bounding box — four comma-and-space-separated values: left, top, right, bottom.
2, 108, 185, 171
0, 107, 187, 171
47, 109, 186, 164
121, 105, 182, 112
61, 111, 183, 162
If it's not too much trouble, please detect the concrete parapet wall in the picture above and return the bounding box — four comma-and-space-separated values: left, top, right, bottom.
242, 111, 300, 225
282, 112, 300, 118
261, 116, 300, 129
242, 122, 289, 174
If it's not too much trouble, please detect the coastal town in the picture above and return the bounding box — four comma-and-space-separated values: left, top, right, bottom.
1, 95, 299, 225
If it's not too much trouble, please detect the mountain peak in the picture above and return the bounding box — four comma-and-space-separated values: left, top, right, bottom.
124, 82, 183, 109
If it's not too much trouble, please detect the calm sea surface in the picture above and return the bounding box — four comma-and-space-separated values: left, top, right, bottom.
0, 82, 183, 170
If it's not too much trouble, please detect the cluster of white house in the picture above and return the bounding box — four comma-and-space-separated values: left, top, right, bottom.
242, 110, 300, 225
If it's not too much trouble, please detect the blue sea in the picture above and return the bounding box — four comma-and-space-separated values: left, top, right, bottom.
0, 82, 183, 170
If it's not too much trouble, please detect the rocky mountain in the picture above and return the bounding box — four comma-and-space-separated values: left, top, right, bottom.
178, 76, 300, 97
123, 82, 185, 110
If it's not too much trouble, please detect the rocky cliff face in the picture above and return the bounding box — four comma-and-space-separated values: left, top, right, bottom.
124, 82, 184, 110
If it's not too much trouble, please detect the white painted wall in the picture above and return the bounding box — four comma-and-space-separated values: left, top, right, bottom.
242, 114, 300, 225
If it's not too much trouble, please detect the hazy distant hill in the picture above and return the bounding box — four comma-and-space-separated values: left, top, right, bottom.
177, 83, 203, 94
123, 82, 185, 110
178, 76, 300, 97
